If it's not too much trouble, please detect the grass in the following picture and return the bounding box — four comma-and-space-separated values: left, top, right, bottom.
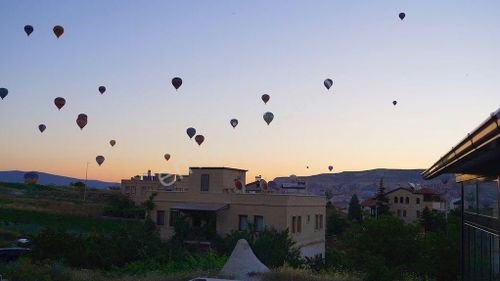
260, 267, 363, 281
0, 208, 141, 235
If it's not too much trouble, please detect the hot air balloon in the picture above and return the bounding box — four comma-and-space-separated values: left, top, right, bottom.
306, 166, 309, 169
24, 25, 34, 36
230, 119, 238, 128
53, 25, 64, 38
195, 135, 205, 146
38, 124, 46, 133
76, 114, 88, 130
324, 79, 333, 90
172, 77, 182, 90
54, 97, 66, 110
110, 140, 116, 147
263, 112, 274, 125
98, 86, 106, 94
393, 100, 398, 106
164, 154, 171, 161
328, 165, 333, 172
0, 88, 8, 100
24, 172, 39, 184
96, 155, 105, 166
399, 12, 406, 20
186, 127, 196, 139
290, 174, 297, 182
261, 94, 270, 104
234, 179, 242, 190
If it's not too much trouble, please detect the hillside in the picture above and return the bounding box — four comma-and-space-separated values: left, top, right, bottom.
0, 170, 119, 188
273, 168, 459, 209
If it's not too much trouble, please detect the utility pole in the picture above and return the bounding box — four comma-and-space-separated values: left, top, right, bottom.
83, 162, 89, 202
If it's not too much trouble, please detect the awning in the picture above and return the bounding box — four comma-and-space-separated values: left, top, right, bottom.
171, 202, 229, 212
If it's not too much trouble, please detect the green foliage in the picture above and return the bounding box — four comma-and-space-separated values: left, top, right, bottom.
347, 194, 362, 223
419, 207, 446, 233
0, 258, 72, 281
103, 193, 145, 219
261, 266, 363, 281
326, 207, 349, 237
223, 227, 301, 268
374, 178, 390, 216
142, 193, 158, 219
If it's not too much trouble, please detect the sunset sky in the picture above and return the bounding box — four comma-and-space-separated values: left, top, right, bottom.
1, 1, 499, 183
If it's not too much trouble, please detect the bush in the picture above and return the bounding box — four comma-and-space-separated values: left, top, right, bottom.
0, 258, 72, 281
261, 266, 362, 281
103, 194, 144, 219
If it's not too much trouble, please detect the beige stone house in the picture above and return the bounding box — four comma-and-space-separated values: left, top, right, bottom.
121, 167, 326, 258
361, 187, 447, 223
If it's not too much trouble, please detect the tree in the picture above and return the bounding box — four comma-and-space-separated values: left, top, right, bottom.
375, 177, 390, 217
142, 192, 158, 220
420, 207, 446, 232
348, 194, 362, 223
326, 207, 349, 236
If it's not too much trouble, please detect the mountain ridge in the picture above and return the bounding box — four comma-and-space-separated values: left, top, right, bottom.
0, 170, 119, 188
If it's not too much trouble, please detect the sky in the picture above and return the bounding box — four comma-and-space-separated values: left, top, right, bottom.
0, 0, 499, 183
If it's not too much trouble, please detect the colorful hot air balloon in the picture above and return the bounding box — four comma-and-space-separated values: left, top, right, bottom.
24, 25, 34, 36
230, 119, 238, 128
186, 127, 196, 139
234, 179, 242, 190
53, 25, 64, 38
54, 97, 66, 110
0, 88, 8, 100
324, 79, 333, 90
328, 165, 333, 172
76, 113, 88, 130
261, 94, 270, 104
393, 100, 398, 106
399, 12, 406, 20
38, 124, 46, 133
164, 154, 171, 161
195, 135, 205, 146
98, 86, 106, 94
172, 77, 182, 90
263, 112, 274, 125
110, 140, 116, 147
96, 155, 105, 166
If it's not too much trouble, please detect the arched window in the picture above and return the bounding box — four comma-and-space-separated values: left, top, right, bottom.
405, 197, 410, 204
403, 210, 407, 217
400, 197, 404, 203
394, 197, 398, 203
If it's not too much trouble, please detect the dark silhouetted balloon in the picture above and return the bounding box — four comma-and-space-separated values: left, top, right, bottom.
98, 86, 106, 94
393, 100, 398, 106
54, 97, 66, 110
172, 77, 182, 90
399, 13, 406, 20
110, 140, 116, 147
24, 172, 39, 184
324, 79, 333, 90
24, 25, 34, 36
195, 135, 205, 146
53, 25, 64, 38
262, 94, 270, 104
76, 113, 88, 130
0, 88, 8, 100
234, 179, 242, 190
186, 127, 196, 139
230, 119, 238, 128
263, 112, 274, 125
306, 166, 309, 169
328, 165, 333, 172
164, 154, 171, 161
96, 155, 105, 166
38, 124, 46, 133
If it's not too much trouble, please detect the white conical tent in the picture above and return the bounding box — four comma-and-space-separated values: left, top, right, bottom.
220, 239, 270, 280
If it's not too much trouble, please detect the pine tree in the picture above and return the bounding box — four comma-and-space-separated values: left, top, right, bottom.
348, 194, 363, 223
375, 177, 391, 217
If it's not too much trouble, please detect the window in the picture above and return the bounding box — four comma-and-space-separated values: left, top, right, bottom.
169, 210, 179, 226
405, 197, 409, 204
478, 180, 499, 218
297, 216, 302, 233
400, 197, 404, 203
156, 210, 165, 226
239, 215, 248, 231
403, 210, 407, 217
292, 216, 297, 233
397, 209, 401, 217
314, 215, 319, 230
200, 174, 210, 192
416, 210, 421, 218
416, 198, 421, 204
320, 215, 324, 229
254, 216, 264, 232
307, 215, 310, 223
394, 197, 398, 204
